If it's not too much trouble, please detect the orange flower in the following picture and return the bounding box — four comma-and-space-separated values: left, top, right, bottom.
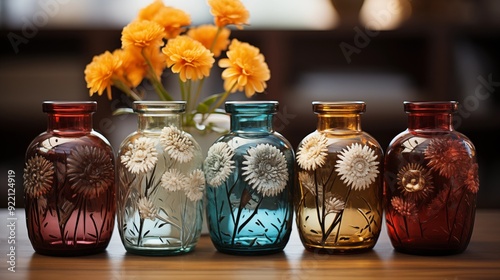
114, 49, 144, 88
162, 36, 215, 82
121, 20, 165, 50
219, 39, 270, 97
187, 24, 230, 57
137, 0, 191, 39
208, 0, 249, 29
115, 48, 166, 88
136, 0, 164, 20
84, 51, 122, 100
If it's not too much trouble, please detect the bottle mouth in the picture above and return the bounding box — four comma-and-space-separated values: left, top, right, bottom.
42, 101, 97, 114
225, 101, 279, 114
403, 101, 458, 113
133, 101, 186, 114
312, 101, 366, 114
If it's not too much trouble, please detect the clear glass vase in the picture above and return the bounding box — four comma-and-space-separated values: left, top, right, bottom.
384, 101, 479, 255
23, 101, 116, 256
295, 101, 383, 254
116, 101, 204, 255
204, 101, 295, 255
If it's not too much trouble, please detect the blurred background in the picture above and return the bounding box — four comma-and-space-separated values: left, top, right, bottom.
1, 0, 499, 208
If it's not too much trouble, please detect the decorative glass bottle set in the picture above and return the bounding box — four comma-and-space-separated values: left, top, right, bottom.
23, 100, 478, 257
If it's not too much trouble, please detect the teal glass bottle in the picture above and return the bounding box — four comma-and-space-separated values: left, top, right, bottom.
204, 101, 295, 255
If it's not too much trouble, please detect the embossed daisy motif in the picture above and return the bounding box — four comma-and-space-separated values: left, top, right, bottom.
242, 143, 288, 197
137, 197, 157, 220
424, 137, 470, 178
296, 133, 329, 171
204, 142, 235, 187
298, 171, 323, 198
465, 163, 479, 194
160, 125, 195, 164
161, 168, 188, 192
185, 169, 206, 202
67, 145, 114, 199
396, 163, 434, 201
391, 196, 417, 217
23, 155, 54, 199
121, 136, 158, 174
335, 143, 379, 191
324, 196, 345, 215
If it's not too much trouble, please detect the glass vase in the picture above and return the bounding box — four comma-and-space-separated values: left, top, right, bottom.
23, 101, 116, 256
384, 101, 479, 255
204, 101, 295, 255
116, 101, 204, 256
295, 101, 383, 254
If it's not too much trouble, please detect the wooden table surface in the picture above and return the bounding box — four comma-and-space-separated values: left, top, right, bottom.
1, 209, 499, 280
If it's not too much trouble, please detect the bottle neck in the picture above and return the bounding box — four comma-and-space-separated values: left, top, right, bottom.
317, 114, 362, 133
47, 113, 93, 135
138, 114, 182, 132
407, 113, 454, 131
231, 114, 274, 133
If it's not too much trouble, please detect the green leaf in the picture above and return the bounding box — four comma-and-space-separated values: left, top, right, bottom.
196, 102, 209, 114
196, 93, 224, 113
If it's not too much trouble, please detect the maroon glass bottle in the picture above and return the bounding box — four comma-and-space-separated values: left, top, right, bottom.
384, 101, 479, 255
23, 101, 116, 256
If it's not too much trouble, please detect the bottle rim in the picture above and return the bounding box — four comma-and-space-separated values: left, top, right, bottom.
133, 101, 186, 113
404, 101, 458, 113
312, 101, 366, 113
225, 101, 279, 114
42, 101, 97, 113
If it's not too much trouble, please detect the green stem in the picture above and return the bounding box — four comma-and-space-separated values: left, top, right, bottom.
112, 78, 142, 101
141, 49, 173, 101
201, 81, 237, 125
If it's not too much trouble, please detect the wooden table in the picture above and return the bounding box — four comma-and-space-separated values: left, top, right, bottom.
1, 209, 499, 279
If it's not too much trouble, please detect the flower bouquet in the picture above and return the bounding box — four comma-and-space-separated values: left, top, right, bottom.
84, 0, 271, 132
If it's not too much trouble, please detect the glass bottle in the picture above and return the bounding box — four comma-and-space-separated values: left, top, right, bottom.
23, 101, 115, 256
204, 101, 295, 255
384, 101, 479, 255
116, 101, 204, 256
295, 101, 383, 254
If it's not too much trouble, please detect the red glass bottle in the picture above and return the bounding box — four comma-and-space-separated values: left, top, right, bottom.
23, 101, 116, 256
384, 101, 479, 255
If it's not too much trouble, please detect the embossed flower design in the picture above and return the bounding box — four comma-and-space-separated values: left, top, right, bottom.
335, 143, 379, 191
67, 145, 114, 199
424, 137, 470, 178
391, 196, 417, 217
137, 196, 158, 220
204, 142, 235, 187
185, 169, 206, 202
242, 143, 288, 197
296, 133, 329, 171
161, 168, 188, 192
160, 125, 195, 163
23, 155, 54, 199
121, 136, 158, 174
396, 163, 434, 201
